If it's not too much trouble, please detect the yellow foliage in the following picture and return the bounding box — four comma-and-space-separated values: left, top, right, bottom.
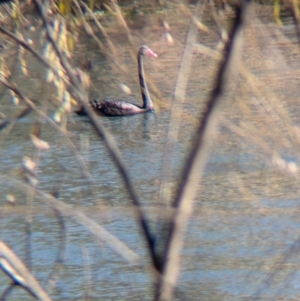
58, 0, 71, 15
67, 32, 74, 52
89, 0, 95, 11
274, 0, 283, 26
292, 0, 300, 19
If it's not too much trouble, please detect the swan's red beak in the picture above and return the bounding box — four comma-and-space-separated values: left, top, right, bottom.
147, 49, 158, 58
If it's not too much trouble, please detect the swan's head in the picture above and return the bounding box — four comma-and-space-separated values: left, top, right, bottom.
139, 45, 157, 58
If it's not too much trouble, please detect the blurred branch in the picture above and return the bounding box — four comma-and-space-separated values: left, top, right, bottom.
0, 283, 15, 300
156, 1, 250, 300
0, 77, 97, 190
0, 24, 67, 85
0, 0, 160, 277
158, 1, 205, 207
0, 176, 140, 265
109, 0, 135, 47
195, 21, 295, 150
33, 0, 159, 271
253, 233, 300, 298
76, 0, 162, 102
155, 0, 205, 283
0, 241, 53, 301
274, 0, 283, 26
288, 0, 300, 44
46, 208, 67, 294
207, 0, 228, 44
0, 105, 31, 130
75, 0, 117, 56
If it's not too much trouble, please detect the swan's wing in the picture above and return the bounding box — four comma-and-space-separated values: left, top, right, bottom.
91, 100, 144, 116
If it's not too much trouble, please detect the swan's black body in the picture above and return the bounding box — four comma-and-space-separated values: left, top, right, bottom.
75, 45, 157, 117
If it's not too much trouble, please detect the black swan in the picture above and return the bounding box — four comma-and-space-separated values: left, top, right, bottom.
75, 45, 157, 117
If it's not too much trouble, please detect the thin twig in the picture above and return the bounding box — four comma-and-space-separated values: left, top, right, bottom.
0, 284, 14, 301
0, 175, 140, 264
155, 0, 205, 279
253, 234, 300, 299
156, 2, 250, 300
33, 0, 160, 271
0, 105, 32, 130
0, 78, 97, 193
46, 208, 67, 294
0, 24, 69, 87
109, 0, 135, 47
0, 241, 53, 301
158, 1, 205, 208
288, 0, 300, 45
75, 0, 117, 57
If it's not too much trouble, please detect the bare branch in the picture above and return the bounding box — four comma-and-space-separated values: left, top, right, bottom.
0, 241, 53, 301
156, 2, 251, 300
32, 0, 160, 271
0, 175, 140, 265
46, 208, 67, 294
158, 0, 205, 208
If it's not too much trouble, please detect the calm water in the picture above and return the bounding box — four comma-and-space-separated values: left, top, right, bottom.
1, 2, 300, 301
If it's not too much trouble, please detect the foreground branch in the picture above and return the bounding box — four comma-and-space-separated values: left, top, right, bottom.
156, 1, 251, 300
0, 241, 53, 301
0, 176, 140, 264
33, 0, 159, 270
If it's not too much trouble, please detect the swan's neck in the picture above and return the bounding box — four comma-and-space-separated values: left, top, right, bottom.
138, 54, 153, 109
